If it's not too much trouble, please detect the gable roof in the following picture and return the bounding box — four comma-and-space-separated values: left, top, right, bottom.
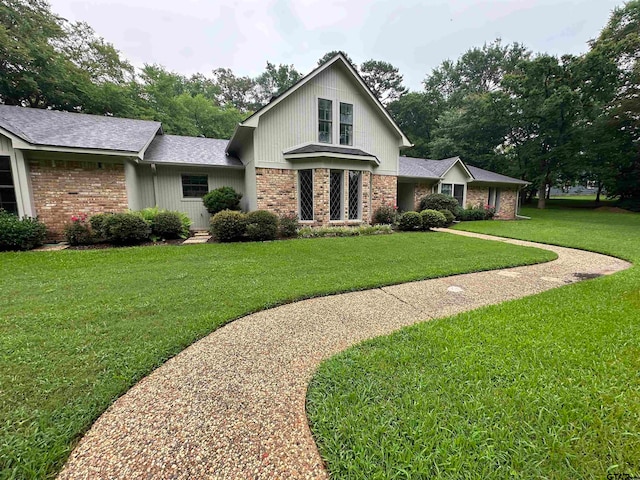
227, 54, 412, 153
143, 135, 242, 167
399, 155, 528, 185
466, 165, 528, 185
0, 105, 161, 154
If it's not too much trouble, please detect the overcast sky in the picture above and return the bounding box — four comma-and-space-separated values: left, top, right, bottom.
48, 0, 623, 91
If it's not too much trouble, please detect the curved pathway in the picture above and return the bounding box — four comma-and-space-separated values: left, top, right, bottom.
58, 230, 630, 480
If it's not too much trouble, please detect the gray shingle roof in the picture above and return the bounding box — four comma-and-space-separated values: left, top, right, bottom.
399, 156, 460, 179
467, 165, 528, 185
0, 105, 161, 153
144, 135, 242, 167
284, 144, 375, 157
399, 156, 526, 185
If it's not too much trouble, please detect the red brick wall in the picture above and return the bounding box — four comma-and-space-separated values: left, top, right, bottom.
29, 159, 128, 239
255, 167, 297, 216
466, 186, 518, 219
414, 183, 434, 211
370, 174, 397, 218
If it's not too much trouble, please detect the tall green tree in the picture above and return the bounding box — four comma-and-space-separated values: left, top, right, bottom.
388, 92, 443, 158
211, 68, 255, 113
254, 61, 301, 106
359, 59, 407, 105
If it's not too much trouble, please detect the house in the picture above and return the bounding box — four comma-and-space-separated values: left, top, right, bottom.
0, 54, 527, 238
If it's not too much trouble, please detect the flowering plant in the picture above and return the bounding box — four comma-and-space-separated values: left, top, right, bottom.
70, 213, 88, 223
64, 213, 92, 245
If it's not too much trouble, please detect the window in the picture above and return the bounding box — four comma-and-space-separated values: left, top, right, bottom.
488, 188, 501, 211
348, 171, 361, 220
181, 174, 209, 198
299, 169, 314, 221
441, 183, 464, 206
329, 170, 343, 220
340, 103, 353, 146
318, 98, 332, 143
0, 157, 17, 215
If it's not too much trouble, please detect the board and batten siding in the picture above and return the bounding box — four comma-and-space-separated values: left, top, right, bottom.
147, 165, 245, 230
253, 63, 400, 175
439, 162, 472, 208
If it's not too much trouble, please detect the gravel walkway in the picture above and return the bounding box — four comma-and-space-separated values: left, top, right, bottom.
58, 230, 630, 480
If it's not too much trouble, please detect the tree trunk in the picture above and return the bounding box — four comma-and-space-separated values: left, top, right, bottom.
596, 182, 603, 204
537, 180, 547, 209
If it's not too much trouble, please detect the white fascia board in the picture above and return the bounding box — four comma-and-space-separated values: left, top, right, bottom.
284, 152, 380, 165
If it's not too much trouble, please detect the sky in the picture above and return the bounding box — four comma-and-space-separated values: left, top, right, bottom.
48, 0, 624, 91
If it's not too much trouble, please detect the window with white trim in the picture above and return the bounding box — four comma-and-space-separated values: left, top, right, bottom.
299, 169, 314, 221
441, 183, 464, 206
348, 171, 361, 220
181, 174, 209, 198
0, 157, 17, 214
329, 170, 343, 220
340, 102, 353, 146
318, 99, 332, 143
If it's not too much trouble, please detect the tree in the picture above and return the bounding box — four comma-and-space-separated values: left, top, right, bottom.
253, 61, 301, 106
388, 92, 442, 158
359, 59, 407, 105
317, 50, 354, 67
211, 68, 256, 113
503, 55, 583, 208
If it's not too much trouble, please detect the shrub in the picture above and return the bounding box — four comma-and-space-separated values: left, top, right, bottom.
64, 213, 92, 245
438, 209, 455, 226
457, 206, 495, 221
372, 204, 398, 225
90, 213, 113, 242
202, 186, 242, 215
297, 225, 393, 238
152, 211, 184, 239
101, 212, 151, 245
420, 209, 447, 230
210, 210, 247, 242
419, 193, 459, 214
245, 210, 278, 241
139, 207, 191, 238
398, 211, 422, 231
0, 209, 47, 251
278, 214, 299, 238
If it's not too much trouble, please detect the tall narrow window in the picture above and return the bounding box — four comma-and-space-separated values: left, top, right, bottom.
441, 183, 453, 196
329, 170, 343, 220
340, 102, 353, 145
0, 157, 18, 214
318, 99, 332, 143
348, 171, 361, 220
488, 188, 501, 211
453, 184, 464, 206
299, 169, 314, 221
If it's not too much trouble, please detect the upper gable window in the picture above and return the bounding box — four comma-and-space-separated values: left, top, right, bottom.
340, 103, 353, 146
318, 98, 332, 143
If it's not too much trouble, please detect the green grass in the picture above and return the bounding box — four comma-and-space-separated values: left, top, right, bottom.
0, 233, 553, 479
307, 208, 640, 479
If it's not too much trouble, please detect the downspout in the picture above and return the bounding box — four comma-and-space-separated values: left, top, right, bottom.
151, 163, 159, 207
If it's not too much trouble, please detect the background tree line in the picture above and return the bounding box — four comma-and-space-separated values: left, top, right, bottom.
1, 0, 639, 207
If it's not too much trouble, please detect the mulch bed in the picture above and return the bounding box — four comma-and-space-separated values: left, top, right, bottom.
67, 239, 185, 250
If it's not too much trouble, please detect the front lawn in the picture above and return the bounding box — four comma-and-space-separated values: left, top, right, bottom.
0, 233, 553, 479
307, 208, 640, 479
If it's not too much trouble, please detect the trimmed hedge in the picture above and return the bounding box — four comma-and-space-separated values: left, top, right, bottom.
456, 206, 495, 221
398, 211, 422, 231
64, 221, 92, 246
278, 214, 299, 238
298, 225, 393, 238
102, 213, 151, 245
372, 204, 397, 225
245, 210, 278, 241
202, 186, 242, 215
0, 210, 47, 251
439, 209, 455, 226
419, 193, 459, 214
420, 209, 447, 230
210, 210, 247, 242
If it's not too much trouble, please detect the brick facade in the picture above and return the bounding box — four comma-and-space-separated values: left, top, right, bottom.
413, 183, 435, 211
254, 167, 377, 226
466, 186, 518, 219
29, 159, 128, 239
255, 167, 297, 216
370, 174, 397, 218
